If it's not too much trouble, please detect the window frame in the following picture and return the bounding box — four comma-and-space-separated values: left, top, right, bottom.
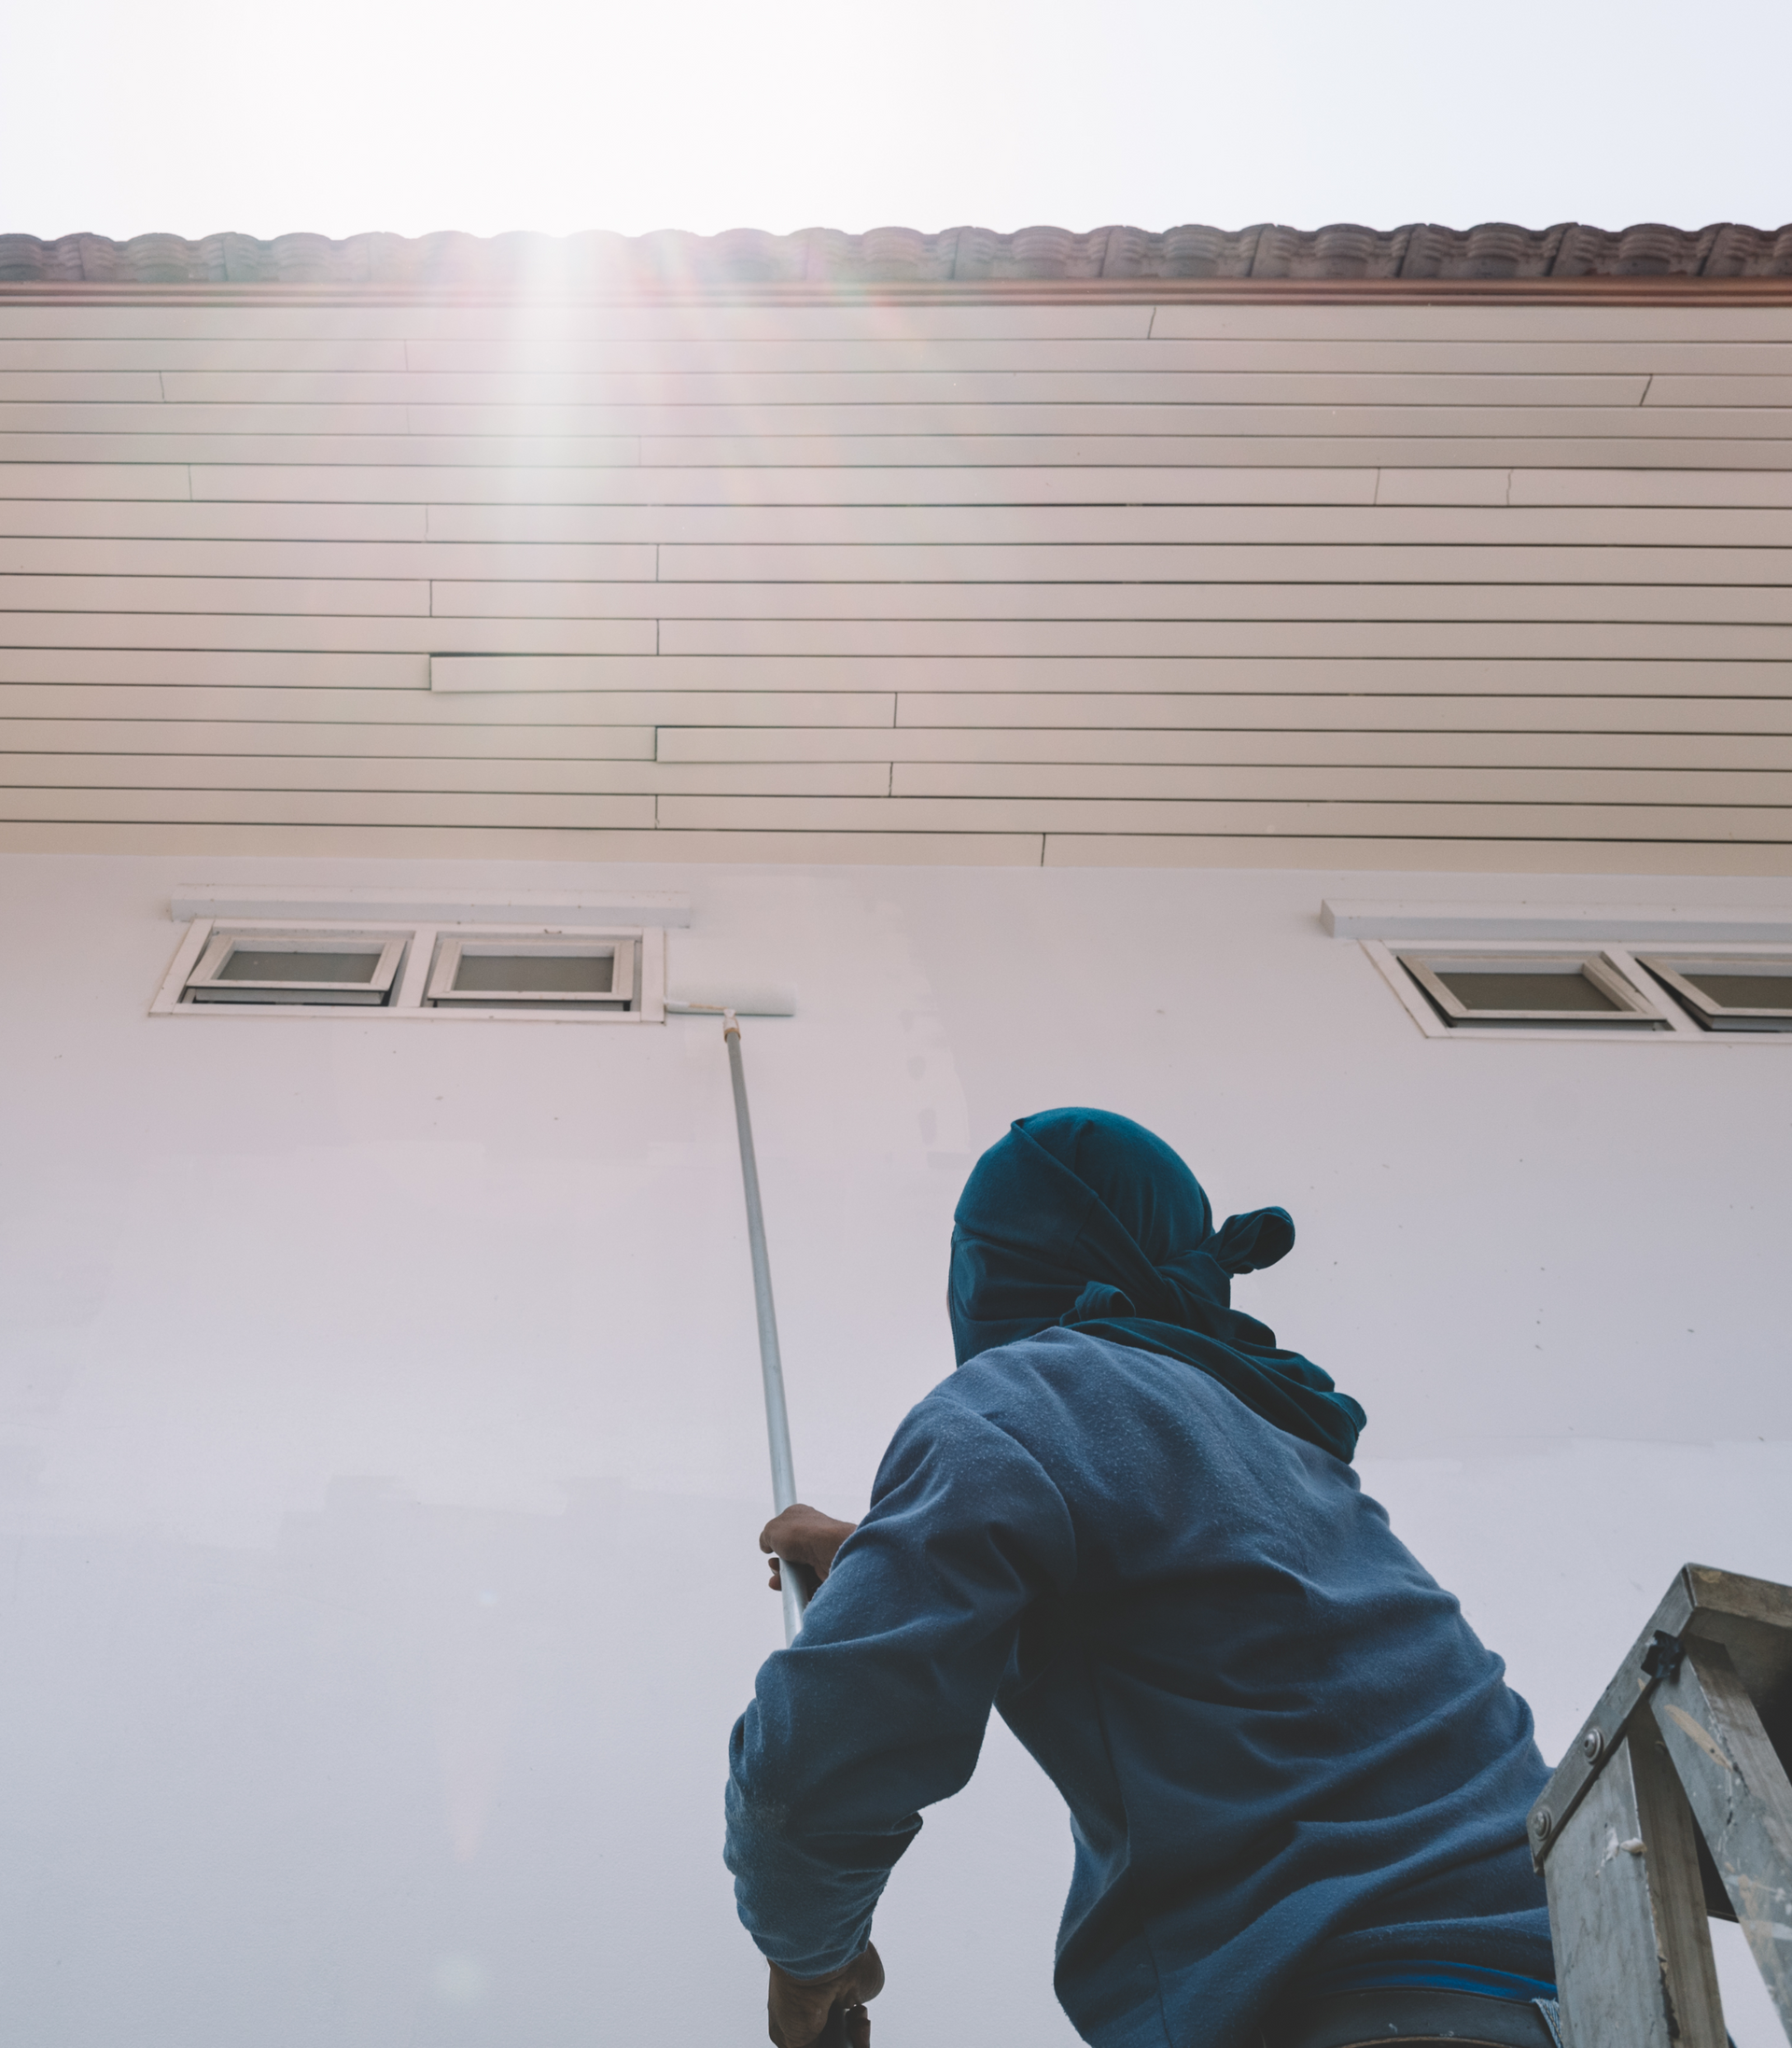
152, 919, 665, 1023
424, 933, 637, 1010
1362, 938, 1703, 1042
186, 931, 408, 1006
1634, 951, 1792, 1033
1395, 948, 1668, 1031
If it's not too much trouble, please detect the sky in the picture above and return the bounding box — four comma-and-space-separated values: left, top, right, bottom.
2, 0, 1789, 244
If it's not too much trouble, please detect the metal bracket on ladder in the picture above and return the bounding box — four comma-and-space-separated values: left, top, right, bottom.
1528, 1564, 1792, 2048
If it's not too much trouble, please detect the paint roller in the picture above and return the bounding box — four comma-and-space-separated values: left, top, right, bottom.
674, 983, 865, 2048
667, 985, 815, 1646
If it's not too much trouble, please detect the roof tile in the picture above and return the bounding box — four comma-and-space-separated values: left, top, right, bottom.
2, 222, 1789, 288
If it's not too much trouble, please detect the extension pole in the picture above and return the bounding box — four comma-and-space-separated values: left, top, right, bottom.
724, 1011, 858, 2048
723, 1009, 810, 1646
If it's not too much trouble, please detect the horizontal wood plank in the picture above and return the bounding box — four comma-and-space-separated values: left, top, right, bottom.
0, 501, 427, 540
1037, 834, 1792, 874
0, 575, 431, 615
194, 464, 1383, 505
0, 373, 164, 401
1141, 306, 1792, 343
0, 614, 659, 652
0, 753, 889, 795
35, 716, 1792, 773
0, 818, 1051, 864
437, 403, 1790, 438
9, 566, 1792, 622
1648, 377, 1792, 406
18, 496, 1792, 550
0, 787, 659, 827
0, 303, 1156, 340
3, 782, 1785, 839
424, 503, 1792, 547
889, 762, 1792, 802
653, 541, 1792, 585
0, 720, 658, 759
892, 689, 1792, 727
653, 793, 1792, 839
657, 618, 1792, 657
1, 302, 1786, 344
159, 371, 1659, 407
0, 464, 192, 499
11, 433, 1792, 470
0, 539, 656, 579
637, 437, 1792, 472
0, 647, 427, 687
395, 338, 1792, 376
5, 398, 1791, 438
0, 340, 413, 372
0, 402, 417, 434
432, 582, 1792, 624
0, 680, 895, 723
656, 726, 1792, 768
0, 435, 644, 467
16, 336, 1790, 378
3, 645, 1786, 698
1512, 470, 1792, 507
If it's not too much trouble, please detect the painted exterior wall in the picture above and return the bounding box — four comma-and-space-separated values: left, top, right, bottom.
1, 848, 1789, 2047
2, 298, 1792, 871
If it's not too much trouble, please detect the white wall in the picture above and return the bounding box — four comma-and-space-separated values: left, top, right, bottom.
1, 849, 1789, 2048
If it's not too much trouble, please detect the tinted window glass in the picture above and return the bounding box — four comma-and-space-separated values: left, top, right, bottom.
453, 952, 614, 994
1435, 969, 1618, 1013
219, 948, 380, 984
1680, 971, 1792, 1012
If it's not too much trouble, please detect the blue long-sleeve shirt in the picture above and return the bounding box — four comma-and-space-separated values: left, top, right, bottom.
725, 1330, 1553, 2048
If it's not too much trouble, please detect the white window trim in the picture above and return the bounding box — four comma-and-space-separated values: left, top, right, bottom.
1396, 947, 1668, 1031
169, 886, 690, 928
1635, 951, 1792, 1030
1323, 899, 1792, 946
425, 933, 637, 1009
1360, 938, 1757, 1044
151, 920, 666, 1024
187, 931, 407, 1005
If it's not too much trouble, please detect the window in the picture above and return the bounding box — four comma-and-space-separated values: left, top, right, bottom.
1358, 936, 1792, 1044
1636, 955, 1792, 1034
185, 932, 406, 1007
1325, 899, 1792, 1046
424, 935, 636, 1011
1361, 940, 1690, 1041
1396, 951, 1668, 1031
152, 919, 665, 1024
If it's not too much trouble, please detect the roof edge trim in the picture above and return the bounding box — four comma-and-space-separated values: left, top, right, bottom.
7, 277, 1792, 307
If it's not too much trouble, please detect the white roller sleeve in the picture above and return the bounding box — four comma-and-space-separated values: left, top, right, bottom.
666, 988, 798, 1017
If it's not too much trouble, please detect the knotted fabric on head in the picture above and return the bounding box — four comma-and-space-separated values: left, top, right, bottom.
948, 1108, 1365, 1462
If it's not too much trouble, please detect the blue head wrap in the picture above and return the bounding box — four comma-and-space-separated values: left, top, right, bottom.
948, 1108, 1365, 1462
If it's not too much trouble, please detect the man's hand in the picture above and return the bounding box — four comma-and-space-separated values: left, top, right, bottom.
761, 1504, 858, 1593
767, 1944, 885, 2048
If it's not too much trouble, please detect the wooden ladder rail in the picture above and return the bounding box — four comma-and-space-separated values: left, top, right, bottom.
1529, 1564, 1792, 2048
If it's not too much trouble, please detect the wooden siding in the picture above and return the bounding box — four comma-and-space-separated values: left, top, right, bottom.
2, 299, 1791, 869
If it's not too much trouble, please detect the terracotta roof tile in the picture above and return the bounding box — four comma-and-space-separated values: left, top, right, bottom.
2, 221, 1790, 288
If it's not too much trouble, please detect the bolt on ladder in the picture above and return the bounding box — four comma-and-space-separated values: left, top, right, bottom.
1528, 1564, 1792, 2048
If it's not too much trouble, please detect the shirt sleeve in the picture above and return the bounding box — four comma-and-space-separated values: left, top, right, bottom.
723, 1394, 1077, 1977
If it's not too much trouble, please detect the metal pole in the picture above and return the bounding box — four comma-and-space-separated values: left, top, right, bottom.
724, 1010, 857, 2048
723, 1010, 809, 1646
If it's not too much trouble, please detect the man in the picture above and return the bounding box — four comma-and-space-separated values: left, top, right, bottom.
725, 1110, 1556, 2048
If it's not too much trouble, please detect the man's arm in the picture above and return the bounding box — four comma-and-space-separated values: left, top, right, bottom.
725, 1396, 1077, 1983
761, 1503, 858, 1592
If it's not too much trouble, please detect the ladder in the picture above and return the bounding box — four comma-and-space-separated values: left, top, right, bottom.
1529, 1564, 1792, 2048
